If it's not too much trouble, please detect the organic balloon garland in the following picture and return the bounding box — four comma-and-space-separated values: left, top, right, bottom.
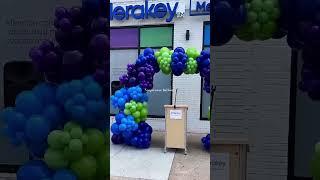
111, 47, 210, 149
0, 1, 109, 180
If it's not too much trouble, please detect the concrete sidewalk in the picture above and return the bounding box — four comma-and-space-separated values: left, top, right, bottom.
110, 132, 210, 180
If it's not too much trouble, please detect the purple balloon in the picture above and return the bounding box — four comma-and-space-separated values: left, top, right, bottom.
59, 18, 72, 32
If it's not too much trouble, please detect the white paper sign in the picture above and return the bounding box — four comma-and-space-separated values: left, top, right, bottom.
212, 153, 229, 180
170, 109, 182, 119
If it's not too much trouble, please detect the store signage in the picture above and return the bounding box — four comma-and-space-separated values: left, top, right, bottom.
170, 110, 182, 119
110, 0, 179, 22
190, 0, 210, 16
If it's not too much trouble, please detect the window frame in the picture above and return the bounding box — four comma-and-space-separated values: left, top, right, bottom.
200, 21, 210, 121
110, 24, 174, 118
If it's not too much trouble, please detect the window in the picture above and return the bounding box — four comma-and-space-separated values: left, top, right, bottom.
110, 25, 174, 118
201, 22, 210, 120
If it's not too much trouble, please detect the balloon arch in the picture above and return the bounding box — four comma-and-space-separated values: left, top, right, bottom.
110, 47, 211, 150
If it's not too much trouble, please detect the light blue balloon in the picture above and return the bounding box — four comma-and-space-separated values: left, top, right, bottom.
119, 124, 126, 131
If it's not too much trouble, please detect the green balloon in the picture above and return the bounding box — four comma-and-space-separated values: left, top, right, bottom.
44, 149, 68, 169
258, 12, 269, 24
251, 22, 261, 33
155, 51, 160, 58
263, 0, 275, 12
315, 143, 320, 153
96, 151, 108, 179
141, 108, 148, 117
251, 0, 263, 11
85, 129, 105, 155
311, 152, 320, 179
47, 130, 65, 150
137, 103, 143, 110
64, 122, 80, 132
262, 22, 277, 35
270, 8, 280, 20
69, 139, 83, 152
133, 111, 141, 119
247, 11, 258, 23
70, 127, 83, 139
64, 139, 83, 161
60, 132, 71, 145
124, 109, 130, 115
71, 155, 97, 180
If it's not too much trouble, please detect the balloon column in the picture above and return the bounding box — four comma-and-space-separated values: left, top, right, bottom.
1, 1, 108, 180
111, 47, 210, 149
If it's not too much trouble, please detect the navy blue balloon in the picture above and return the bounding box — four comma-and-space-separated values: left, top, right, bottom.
53, 169, 77, 180
212, 23, 234, 46
17, 160, 52, 180
201, 134, 210, 151
215, 1, 234, 26
111, 134, 124, 144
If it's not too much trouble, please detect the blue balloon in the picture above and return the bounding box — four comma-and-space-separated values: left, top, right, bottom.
111, 123, 120, 135
15, 91, 43, 117
56, 83, 72, 105
7, 111, 26, 131
33, 83, 57, 106
53, 169, 77, 180
42, 105, 63, 128
73, 93, 87, 105
84, 82, 103, 100
25, 115, 50, 143
17, 160, 51, 180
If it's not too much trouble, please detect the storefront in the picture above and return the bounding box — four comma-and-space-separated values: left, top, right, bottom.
110, 0, 210, 133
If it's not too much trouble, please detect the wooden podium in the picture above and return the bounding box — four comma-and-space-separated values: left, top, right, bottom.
164, 104, 188, 154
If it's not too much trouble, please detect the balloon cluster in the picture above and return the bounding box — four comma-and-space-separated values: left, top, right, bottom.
156, 47, 174, 74
201, 134, 210, 151
311, 142, 320, 179
1, 2, 109, 180
56, 76, 107, 128
185, 48, 200, 74
197, 49, 211, 93
171, 47, 188, 76
212, 0, 247, 46
44, 122, 107, 180
29, 5, 108, 84
1, 83, 63, 157
124, 100, 148, 123
236, 0, 281, 41
111, 113, 138, 137
120, 63, 156, 90
111, 84, 151, 148
112, 122, 153, 149
212, 0, 287, 46
111, 86, 148, 110
17, 160, 77, 180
